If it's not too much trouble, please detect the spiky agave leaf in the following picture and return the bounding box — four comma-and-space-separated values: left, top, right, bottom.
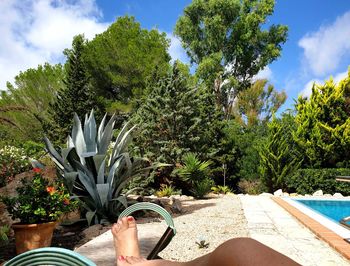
44, 110, 165, 224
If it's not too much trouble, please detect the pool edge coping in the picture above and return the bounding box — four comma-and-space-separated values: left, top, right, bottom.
273, 196, 350, 261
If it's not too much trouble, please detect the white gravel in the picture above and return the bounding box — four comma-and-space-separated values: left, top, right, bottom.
159, 194, 249, 261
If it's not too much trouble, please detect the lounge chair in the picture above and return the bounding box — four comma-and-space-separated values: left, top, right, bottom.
3, 247, 96, 266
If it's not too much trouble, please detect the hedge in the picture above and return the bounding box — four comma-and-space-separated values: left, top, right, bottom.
286, 168, 350, 196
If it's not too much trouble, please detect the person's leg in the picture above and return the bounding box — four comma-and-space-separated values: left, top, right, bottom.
205, 237, 300, 266
111, 216, 141, 259
112, 216, 191, 266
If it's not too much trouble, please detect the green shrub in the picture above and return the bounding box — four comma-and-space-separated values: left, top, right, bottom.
1, 168, 78, 224
177, 153, 212, 196
21, 141, 46, 158
211, 185, 232, 194
192, 178, 214, 199
0, 225, 10, 244
237, 179, 263, 195
0, 145, 30, 187
156, 184, 181, 197
286, 168, 350, 196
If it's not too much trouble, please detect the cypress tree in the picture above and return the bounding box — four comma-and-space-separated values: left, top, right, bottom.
48, 35, 101, 142
294, 72, 350, 168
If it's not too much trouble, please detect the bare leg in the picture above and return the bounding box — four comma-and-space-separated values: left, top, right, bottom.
205, 238, 300, 266
117, 238, 300, 266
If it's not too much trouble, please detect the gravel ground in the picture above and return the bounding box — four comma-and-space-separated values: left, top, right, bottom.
159, 194, 249, 262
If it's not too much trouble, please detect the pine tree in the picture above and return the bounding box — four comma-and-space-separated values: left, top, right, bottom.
48, 35, 101, 142
133, 62, 205, 165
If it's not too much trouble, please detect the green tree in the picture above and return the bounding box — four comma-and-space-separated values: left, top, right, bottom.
259, 114, 301, 192
1, 63, 64, 141
84, 16, 171, 105
175, 0, 288, 108
133, 62, 208, 165
232, 79, 286, 127
48, 35, 101, 141
294, 72, 350, 168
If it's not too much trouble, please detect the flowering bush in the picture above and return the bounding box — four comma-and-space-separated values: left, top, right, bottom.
0, 146, 30, 187
0, 168, 78, 224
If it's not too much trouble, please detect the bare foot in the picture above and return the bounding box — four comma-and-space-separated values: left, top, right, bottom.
112, 216, 141, 260
117, 256, 147, 265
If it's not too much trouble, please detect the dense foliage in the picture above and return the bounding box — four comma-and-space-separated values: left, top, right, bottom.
133, 62, 213, 164
48, 35, 102, 142
0, 64, 64, 141
259, 115, 301, 192
232, 79, 286, 126
286, 168, 350, 195
3, 0, 350, 209
84, 16, 171, 103
0, 146, 30, 187
175, 0, 288, 109
294, 73, 350, 168
1, 168, 77, 224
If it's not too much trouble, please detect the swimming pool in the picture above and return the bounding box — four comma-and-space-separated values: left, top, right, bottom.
294, 199, 350, 223
283, 198, 350, 239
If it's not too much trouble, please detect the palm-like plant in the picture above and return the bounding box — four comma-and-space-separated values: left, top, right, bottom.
178, 153, 212, 184
178, 153, 213, 198
44, 110, 162, 224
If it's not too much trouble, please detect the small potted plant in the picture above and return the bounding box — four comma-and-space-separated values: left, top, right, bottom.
0, 168, 77, 254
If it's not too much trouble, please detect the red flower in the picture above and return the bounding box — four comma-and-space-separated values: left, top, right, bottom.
46, 186, 56, 195
63, 198, 70, 205
33, 168, 41, 173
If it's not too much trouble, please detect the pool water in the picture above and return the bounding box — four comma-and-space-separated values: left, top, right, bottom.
295, 199, 350, 223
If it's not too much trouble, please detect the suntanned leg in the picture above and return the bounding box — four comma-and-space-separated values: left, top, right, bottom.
206, 237, 301, 266
116, 238, 300, 266
112, 216, 141, 260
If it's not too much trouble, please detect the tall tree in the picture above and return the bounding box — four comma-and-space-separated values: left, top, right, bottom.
232, 79, 286, 127
175, 0, 288, 109
294, 71, 350, 168
1, 63, 64, 141
259, 114, 301, 192
133, 62, 208, 165
84, 16, 171, 105
49, 34, 100, 141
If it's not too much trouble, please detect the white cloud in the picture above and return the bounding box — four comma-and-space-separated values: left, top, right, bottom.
166, 33, 189, 63
253, 66, 273, 81
333, 70, 348, 83
0, 0, 109, 91
300, 79, 322, 98
298, 11, 350, 77
300, 70, 348, 98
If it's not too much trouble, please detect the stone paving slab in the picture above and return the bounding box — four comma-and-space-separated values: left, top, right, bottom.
240, 195, 349, 266
75, 221, 168, 266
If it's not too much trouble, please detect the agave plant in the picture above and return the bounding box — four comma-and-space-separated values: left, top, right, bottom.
44, 110, 161, 224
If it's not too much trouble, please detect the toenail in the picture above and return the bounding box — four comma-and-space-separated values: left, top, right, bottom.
118, 255, 125, 261
127, 216, 134, 221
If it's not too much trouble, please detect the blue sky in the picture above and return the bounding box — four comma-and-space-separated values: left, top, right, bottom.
1, 0, 350, 111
